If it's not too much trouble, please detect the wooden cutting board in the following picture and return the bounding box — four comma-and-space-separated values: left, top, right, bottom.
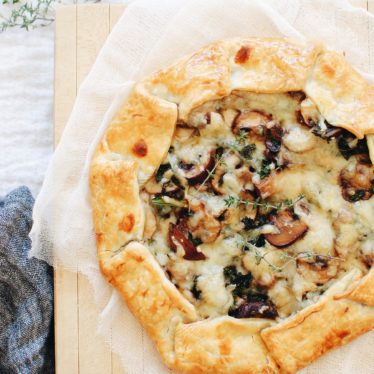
54, 2, 373, 374
54, 4, 126, 374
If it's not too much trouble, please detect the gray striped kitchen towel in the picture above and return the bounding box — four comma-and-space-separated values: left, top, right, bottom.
0, 186, 54, 374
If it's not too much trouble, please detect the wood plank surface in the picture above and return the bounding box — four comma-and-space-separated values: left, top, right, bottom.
76, 5, 113, 374
54, 2, 372, 374
54, 6, 78, 374
54, 4, 126, 374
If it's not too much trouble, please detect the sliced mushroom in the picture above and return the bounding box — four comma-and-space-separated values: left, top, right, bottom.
212, 153, 244, 195
253, 174, 275, 199
298, 98, 320, 127
265, 209, 308, 248
360, 239, 374, 268
311, 122, 344, 140
188, 111, 211, 128
339, 162, 374, 202
187, 200, 221, 243
155, 163, 172, 183
283, 127, 316, 153
168, 222, 206, 261
174, 125, 197, 143
265, 125, 283, 154
144, 177, 162, 194
337, 134, 369, 160
324, 127, 343, 138
179, 150, 215, 186
232, 110, 271, 135
229, 299, 278, 319
221, 108, 239, 128
296, 256, 339, 284
211, 168, 225, 195
234, 165, 253, 187
288, 91, 306, 102
161, 178, 184, 200
362, 254, 374, 268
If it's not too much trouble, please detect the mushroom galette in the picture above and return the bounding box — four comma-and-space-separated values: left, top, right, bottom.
90, 38, 374, 374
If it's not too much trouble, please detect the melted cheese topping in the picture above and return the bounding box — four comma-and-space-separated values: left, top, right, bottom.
143, 92, 374, 320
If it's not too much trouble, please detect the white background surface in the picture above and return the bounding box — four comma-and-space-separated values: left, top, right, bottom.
0, 24, 54, 197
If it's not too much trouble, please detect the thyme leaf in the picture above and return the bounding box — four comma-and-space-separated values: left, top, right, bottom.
196, 153, 225, 192
151, 196, 185, 208
191, 276, 201, 300
1, 0, 56, 31
224, 194, 305, 212
239, 144, 256, 160
248, 244, 343, 272
258, 160, 274, 179
235, 130, 248, 145
223, 266, 253, 298
155, 163, 171, 182
349, 189, 366, 202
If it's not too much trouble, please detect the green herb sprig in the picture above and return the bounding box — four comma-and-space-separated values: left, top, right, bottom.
241, 241, 343, 273
225, 131, 256, 161
151, 196, 185, 209
1, 0, 55, 31
196, 153, 226, 192
235, 130, 248, 145
224, 193, 305, 212
239, 144, 256, 160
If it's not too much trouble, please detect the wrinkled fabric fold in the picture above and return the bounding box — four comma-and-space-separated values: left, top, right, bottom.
0, 187, 54, 374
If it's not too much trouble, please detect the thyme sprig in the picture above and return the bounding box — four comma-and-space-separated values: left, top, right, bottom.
225, 131, 256, 161
224, 193, 305, 212
242, 241, 343, 273
258, 162, 273, 179
151, 196, 185, 208
235, 130, 248, 145
196, 153, 226, 192
279, 251, 344, 264
1, 0, 55, 31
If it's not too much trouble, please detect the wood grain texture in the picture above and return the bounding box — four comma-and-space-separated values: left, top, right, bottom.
54, 2, 371, 374
76, 5, 113, 374
54, 4, 126, 374
109, 7, 128, 373
54, 6, 78, 374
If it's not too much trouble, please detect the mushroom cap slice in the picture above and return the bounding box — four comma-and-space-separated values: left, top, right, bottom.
168, 222, 206, 261
265, 209, 308, 248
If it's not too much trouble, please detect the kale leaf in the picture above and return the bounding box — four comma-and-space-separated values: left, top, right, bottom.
155, 163, 171, 182
239, 144, 256, 160
337, 137, 369, 160
191, 276, 201, 300
223, 266, 253, 298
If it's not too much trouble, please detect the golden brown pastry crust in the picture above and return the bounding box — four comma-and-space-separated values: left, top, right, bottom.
106, 242, 198, 366
90, 160, 144, 274
104, 83, 177, 184
174, 317, 278, 374
89, 37, 374, 373
348, 267, 374, 307
261, 270, 374, 373
305, 51, 374, 139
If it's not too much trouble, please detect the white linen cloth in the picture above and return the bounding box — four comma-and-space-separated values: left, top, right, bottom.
0, 25, 54, 197
30, 0, 374, 373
